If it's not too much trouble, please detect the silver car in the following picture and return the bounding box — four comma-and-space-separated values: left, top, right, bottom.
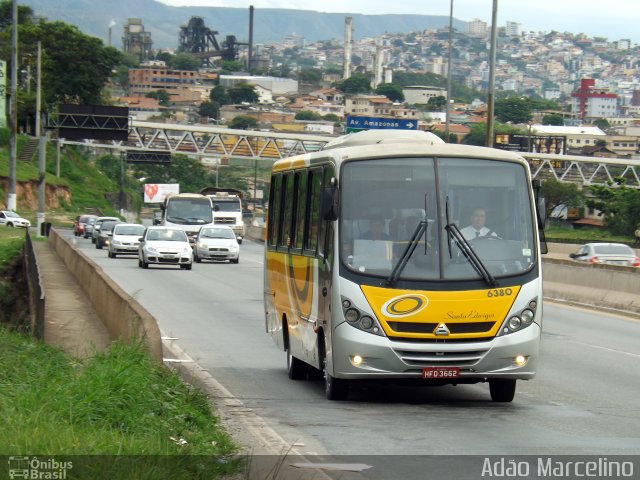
194, 226, 240, 263
138, 226, 193, 270
91, 216, 120, 244
569, 242, 640, 267
108, 223, 145, 258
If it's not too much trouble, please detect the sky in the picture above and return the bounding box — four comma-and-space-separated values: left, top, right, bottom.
156, 0, 640, 44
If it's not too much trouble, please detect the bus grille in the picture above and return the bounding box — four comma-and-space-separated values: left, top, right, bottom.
387, 321, 495, 335
393, 347, 489, 367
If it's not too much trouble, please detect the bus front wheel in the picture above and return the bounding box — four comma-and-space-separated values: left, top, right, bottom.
489, 379, 516, 402
325, 373, 349, 401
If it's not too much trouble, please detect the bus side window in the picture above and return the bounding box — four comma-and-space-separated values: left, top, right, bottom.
294, 170, 308, 251
318, 165, 335, 260
304, 168, 322, 254
267, 174, 282, 247
280, 173, 294, 249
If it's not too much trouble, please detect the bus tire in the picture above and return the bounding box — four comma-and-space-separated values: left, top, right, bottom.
489, 379, 516, 402
325, 373, 349, 401
287, 348, 308, 380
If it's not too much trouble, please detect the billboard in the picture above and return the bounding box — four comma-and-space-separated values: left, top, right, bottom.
143, 183, 179, 203
494, 134, 567, 155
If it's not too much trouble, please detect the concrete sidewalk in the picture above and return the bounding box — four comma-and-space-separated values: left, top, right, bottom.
33, 240, 111, 358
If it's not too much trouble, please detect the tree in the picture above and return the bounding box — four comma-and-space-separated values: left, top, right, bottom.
295, 110, 323, 121
593, 118, 610, 131
542, 114, 564, 126
227, 83, 259, 104
588, 184, 640, 235
199, 101, 219, 119
461, 123, 521, 146
132, 155, 213, 194
297, 68, 322, 83
375, 83, 404, 102
210, 85, 231, 105
219, 60, 244, 74
539, 179, 583, 219
15, 20, 123, 106
495, 97, 532, 124
228, 115, 258, 130
145, 90, 170, 106
426, 95, 447, 111
168, 52, 200, 71
334, 73, 371, 94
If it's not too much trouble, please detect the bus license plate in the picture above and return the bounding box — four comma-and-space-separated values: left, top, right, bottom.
422, 367, 460, 379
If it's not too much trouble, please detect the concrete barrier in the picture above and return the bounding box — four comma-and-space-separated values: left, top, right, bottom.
49, 228, 163, 361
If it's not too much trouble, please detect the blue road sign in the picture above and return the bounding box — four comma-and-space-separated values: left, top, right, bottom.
346, 115, 418, 131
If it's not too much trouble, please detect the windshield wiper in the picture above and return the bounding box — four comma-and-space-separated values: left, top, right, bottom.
445, 222, 497, 287
385, 221, 428, 287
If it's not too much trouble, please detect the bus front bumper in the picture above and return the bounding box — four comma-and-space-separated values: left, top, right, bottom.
330, 322, 540, 382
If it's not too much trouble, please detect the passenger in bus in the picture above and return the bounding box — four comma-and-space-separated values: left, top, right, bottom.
359, 216, 391, 241
460, 208, 499, 240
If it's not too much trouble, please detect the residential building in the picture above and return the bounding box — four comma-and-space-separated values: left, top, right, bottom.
402, 86, 447, 105
570, 78, 618, 120
219, 75, 299, 95
129, 65, 200, 102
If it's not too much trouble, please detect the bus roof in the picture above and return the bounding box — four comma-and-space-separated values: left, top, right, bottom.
272, 130, 528, 173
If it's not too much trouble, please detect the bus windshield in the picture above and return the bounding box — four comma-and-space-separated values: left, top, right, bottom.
340, 157, 536, 282
166, 198, 213, 224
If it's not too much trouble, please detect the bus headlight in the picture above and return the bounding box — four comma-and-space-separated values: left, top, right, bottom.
345, 308, 359, 323
340, 296, 385, 337
499, 298, 539, 336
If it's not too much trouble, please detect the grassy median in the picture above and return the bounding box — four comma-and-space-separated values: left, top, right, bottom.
0, 230, 242, 478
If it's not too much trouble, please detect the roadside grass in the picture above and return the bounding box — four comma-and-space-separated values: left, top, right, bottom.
544, 224, 636, 245
0, 328, 243, 478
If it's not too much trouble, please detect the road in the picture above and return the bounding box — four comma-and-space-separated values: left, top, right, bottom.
70, 233, 640, 477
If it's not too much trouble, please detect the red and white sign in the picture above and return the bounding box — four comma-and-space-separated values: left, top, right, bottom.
143, 183, 179, 203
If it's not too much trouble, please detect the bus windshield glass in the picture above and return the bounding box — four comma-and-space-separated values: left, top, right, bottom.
340, 157, 535, 281
166, 198, 213, 224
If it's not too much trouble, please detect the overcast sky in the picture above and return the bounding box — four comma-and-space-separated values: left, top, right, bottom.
156, 0, 640, 43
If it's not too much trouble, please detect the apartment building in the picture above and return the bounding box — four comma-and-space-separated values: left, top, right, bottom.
129, 65, 200, 102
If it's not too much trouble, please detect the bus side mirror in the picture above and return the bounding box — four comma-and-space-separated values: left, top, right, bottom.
321, 181, 339, 221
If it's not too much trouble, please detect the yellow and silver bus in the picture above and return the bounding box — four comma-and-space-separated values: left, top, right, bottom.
264, 130, 547, 401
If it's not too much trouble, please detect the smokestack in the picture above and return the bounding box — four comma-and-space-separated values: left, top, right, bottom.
108, 20, 116, 47
343, 16, 353, 80
372, 43, 383, 89
248, 6, 254, 71
108, 27, 111, 47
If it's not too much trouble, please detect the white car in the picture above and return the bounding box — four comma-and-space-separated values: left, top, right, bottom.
194, 226, 240, 263
108, 223, 146, 258
138, 226, 193, 270
0, 210, 30, 228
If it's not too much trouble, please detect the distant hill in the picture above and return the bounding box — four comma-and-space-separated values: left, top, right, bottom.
20, 0, 467, 49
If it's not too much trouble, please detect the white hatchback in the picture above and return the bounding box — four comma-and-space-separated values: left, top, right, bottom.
138, 226, 193, 270
0, 210, 30, 228
194, 226, 240, 263
108, 223, 146, 258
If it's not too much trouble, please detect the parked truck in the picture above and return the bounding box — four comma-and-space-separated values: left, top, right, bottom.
200, 187, 245, 244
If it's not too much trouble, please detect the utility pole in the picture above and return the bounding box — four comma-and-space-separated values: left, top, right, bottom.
484, 0, 498, 148
35, 42, 41, 137
7, 0, 18, 211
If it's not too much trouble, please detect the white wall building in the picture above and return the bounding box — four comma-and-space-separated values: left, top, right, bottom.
402, 86, 447, 105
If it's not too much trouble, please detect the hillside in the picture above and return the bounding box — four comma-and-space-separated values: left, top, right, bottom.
20, 0, 467, 48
